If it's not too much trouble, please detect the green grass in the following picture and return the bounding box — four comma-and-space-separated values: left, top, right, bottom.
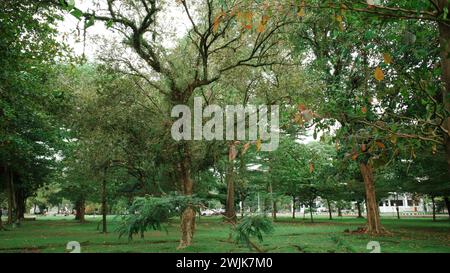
0, 215, 449, 253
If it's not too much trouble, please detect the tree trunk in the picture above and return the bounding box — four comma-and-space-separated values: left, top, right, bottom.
356, 201, 363, 218
178, 144, 196, 249
432, 196, 436, 222
292, 196, 296, 219
309, 201, 314, 223
75, 198, 86, 223
0, 207, 4, 230
338, 207, 342, 217
326, 199, 332, 220
395, 195, 401, 220
272, 200, 277, 220
444, 197, 450, 220
438, 1, 450, 180
5, 167, 16, 225
224, 144, 236, 223
101, 176, 107, 233
359, 162, 386, 234
15, 187, 25, 221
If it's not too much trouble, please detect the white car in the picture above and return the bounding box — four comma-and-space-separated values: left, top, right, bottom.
200, 209, 224, 216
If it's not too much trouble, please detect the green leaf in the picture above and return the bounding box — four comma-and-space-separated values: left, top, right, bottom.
70, 8, 83, 20
106, 20, 113, 28
85, 16, 95, 29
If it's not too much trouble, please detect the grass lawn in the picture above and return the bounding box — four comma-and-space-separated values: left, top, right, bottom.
0, 215, 449, 253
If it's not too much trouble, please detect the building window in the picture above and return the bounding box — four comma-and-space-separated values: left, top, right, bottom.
390, 200, 403, 206
407, 200, 413, 207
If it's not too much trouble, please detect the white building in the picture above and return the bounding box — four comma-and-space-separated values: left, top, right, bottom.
378, 193, 428, 214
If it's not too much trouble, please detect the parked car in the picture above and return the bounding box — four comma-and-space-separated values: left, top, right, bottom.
200, 208, 225, 216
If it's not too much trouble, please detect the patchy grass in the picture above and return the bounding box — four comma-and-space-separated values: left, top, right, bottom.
0, 215, 449, 253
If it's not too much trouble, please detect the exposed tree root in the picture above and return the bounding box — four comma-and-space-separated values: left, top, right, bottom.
344, 226, 392, 236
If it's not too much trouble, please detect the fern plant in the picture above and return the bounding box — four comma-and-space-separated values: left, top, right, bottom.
233, 216, 274, 252
116, 195, 203, 240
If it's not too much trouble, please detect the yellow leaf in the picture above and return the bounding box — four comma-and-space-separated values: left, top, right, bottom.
213, 19, 220, 33
309, 162, 314, 173
294, 113, 304, 125
390, 134, 397, 144
213, 13, 225, 33
256, 139, 262, 152
383, 53, 392, 64
297, 8, 305, 17
374, 67, 384, 81
257, 23, 265, 33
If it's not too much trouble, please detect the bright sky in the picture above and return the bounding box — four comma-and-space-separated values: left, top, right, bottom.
57, 0, 191, 61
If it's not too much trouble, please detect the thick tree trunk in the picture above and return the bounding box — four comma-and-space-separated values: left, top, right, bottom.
101, 176, 107, 233
74, 198, 86, 223
444, 197, 450, 220
5, 167, 16, 225
224, 144, 236, 223
359, 162, 386, 234
15, 187, 25, 221
356, 201, 363, 218
178, 145, 196, 249
326, 199, 332, 220
338, 207, 342, 217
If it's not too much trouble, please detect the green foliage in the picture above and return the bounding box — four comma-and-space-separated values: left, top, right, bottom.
233, 216, 274, 250
116, 197, 173, 240
116, 195, 204, 240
